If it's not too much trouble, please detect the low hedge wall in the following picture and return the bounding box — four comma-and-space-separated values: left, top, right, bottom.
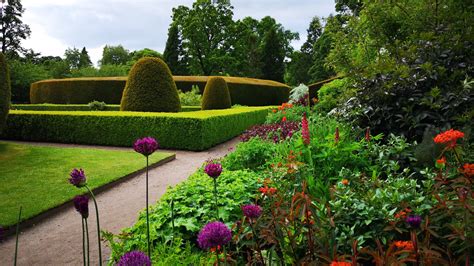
30, 76, 289, 106
11, 104, 201, 112
2, 107, 271, 150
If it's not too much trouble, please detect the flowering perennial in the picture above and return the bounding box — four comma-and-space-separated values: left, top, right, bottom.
301, 113, 310, 146
204, 163, 222, 178
133, 137, 159, 157
197, 221, 232, 250
117, 251, 151, 266
73, 195, 89, 219
433, 129, 464, 148
393, 240, 414, 251
406, 215, 422, 228
242, 204, 263, 219
69, 168, 87, 188
330, 261, 351, 266
461, 163, 474, 177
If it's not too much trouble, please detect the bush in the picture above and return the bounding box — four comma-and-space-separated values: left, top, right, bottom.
315, 78, 355, 113
9, 60, 51, 103
30, 76, 289, 106
120, 57, 181, 112
0, 53, 11, 133
87, 100, 107, 111
223, 137, 276, 171
201, 76, 231, 110
11, 104, 201, 112
2, 107, 271, 150
178, 85, 201, 106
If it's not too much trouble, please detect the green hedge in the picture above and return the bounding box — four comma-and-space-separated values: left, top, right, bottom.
2, 107, 271, 150
11, 104, 201, 112
307, 76, 344, 100
30, 76, 289, 106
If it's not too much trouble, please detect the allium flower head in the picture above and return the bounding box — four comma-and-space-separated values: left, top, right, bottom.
301, 113, 310, 146
406, 215, 422, 228
133, 137, 159, 157
204, 163, 222, 179
242, 204, 262, 219
117, 251, 151, 266
69, 168, 87, 188
197, 221, 232, 250
73, 195, 89, 218
433, 129, 464, 148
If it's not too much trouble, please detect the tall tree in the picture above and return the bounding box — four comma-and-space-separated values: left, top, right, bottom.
64, 47, 82, 69
261, 27, 285, 82
99, 45, 130, 66
0, 0, 31, 57
163, 23, 188, 75
78, 47, 92, 68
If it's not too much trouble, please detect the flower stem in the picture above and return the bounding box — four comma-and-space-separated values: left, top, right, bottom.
82, 218, 86, 266
213, 178, 219, 220
215, 247, 220, 266
14, 206, 22, 266
171, 198, 175, 243
249, 220, 265, 266
85, 218, 90, 266
145, 156, 151, 258
85, 186, 102, 266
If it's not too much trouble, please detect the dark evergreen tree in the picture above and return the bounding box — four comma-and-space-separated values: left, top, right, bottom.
163, 23, 188, 75
78, 47, 92, 68
0, 0, 31, 57
260, 27, 285, 82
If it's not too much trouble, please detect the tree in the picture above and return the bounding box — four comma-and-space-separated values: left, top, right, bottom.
78, 47, 92, 68
64, 47, 82, 69
0, 52, 10, 132
301, 17, 322, 55
163, 23, 188, 75
0, 0, 31, 57
261, 27, 285, 82
99, 45, 130, 66
335, 0, 363, 16
172, 0, 237, 75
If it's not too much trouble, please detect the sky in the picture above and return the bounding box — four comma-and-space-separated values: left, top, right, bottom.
21, 0, 335, 66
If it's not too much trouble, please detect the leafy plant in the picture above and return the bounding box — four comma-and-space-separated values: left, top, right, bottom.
87, 101, 107, 111
178, 85, 201, 106
223, 137, 277, 171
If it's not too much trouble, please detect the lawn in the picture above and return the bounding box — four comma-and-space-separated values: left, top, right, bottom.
0, 141, 174, 227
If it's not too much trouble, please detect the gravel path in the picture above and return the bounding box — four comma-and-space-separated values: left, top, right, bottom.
0, 138, 240, 265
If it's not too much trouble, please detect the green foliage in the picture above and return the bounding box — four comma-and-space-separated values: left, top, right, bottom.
99, 45, 131, 66
163, 23, 189, 75
265, 104, 307, 124
0, 0, 31, 56
178, 85, 201, 106
289, 83, 309, 103
105, 169, 262, 262
201, 76, 231, 110
11, 104, 200, 112
223, 137, 276, 171
315, 78, 355, 113
2, 107, 271, 150
120, 57, 181, 112
87, 100, 107, 111
69, 64, 129, 78
9, 59, 50, 103
260, 27, 285, 82
0, 53, 11, 133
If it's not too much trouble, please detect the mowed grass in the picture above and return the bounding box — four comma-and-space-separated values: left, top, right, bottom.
0, 142, 174, 227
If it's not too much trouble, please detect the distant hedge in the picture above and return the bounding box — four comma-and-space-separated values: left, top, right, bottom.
2, 107, 271, 151
11, 104, 201, 112
30, 76, 289, 106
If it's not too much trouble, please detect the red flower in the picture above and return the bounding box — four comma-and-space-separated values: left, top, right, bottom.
433, 129, 464, 148
341, 179, 349, 186
272, 109, 277, 113
282, 116, 287, 122
393, 240, 414, 251
335, 127, 340, 144
365, 127, 371, 142
461, 163, 474, 177
301, 113, 310, 145
436, 157, 446, 165
259, 186, 277, 195
330, 262, 351, 266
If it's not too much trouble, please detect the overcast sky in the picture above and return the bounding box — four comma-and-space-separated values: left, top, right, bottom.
21, 0, 335, 65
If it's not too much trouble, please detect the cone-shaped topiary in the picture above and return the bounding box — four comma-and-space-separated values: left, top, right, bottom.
0, 53, 11, 133
120, 57, 181, 112
201, 77, 231, 110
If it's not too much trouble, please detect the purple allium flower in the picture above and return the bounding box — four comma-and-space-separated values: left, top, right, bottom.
117, 251, 151, 266
197, 221, 232, 250
241, 204, 262, 219
406, 215, 422, 229
73, 195, 89, 218
133, 137, 159, 157
69, 168, 87, 188
204, 163, 222, 179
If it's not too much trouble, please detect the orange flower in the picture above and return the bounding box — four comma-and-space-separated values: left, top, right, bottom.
393, 240, 414, 251
394, 208, 412, 220
282, 116, 287, 122
272, 109, 277, 113
330, 262, 351, 266
433, 129, 464, 148
341, 179, 349, 186
436, 157, 446, 165
461, 163, 474, 177
259, 186, 277, 195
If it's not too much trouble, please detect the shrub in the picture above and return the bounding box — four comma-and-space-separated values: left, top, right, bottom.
178, 85, 201, 106
0, 53, 11, 133
120, 57, 181, 112
9, 60, 50, 103
315, 78, 355, 113
2, 107, 271, 150
223, 137, 276, 171
201, 76, 231, 110
11, 104, 201, 112
87, 100, 107, 111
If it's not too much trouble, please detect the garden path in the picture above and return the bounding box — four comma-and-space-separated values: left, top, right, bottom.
0, 137, 240, 265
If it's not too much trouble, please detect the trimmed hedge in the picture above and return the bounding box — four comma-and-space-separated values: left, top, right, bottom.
2, 107, 271, 151
120, 57, 181, 112
30, 76, 289, 106
11, 104, 201, 112
0, 53, 11, 133
201, 77, 231, 110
